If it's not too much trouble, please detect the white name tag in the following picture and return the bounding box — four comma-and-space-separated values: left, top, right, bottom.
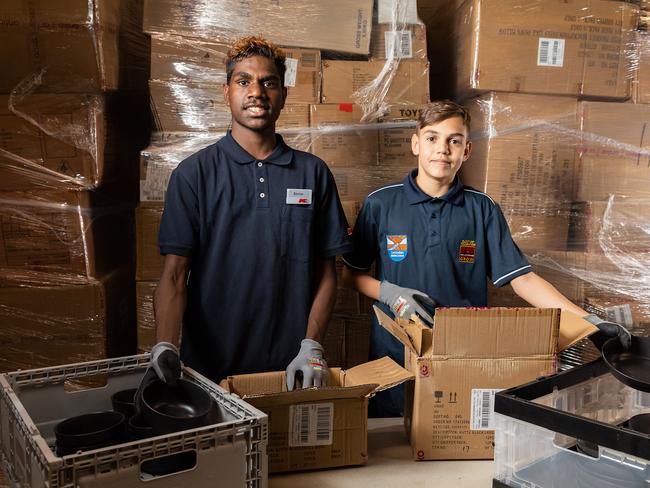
286, 188, 312, 205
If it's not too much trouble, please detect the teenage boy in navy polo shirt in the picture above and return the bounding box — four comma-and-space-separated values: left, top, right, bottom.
149, 36, 352, 390
343, 100, 628, 416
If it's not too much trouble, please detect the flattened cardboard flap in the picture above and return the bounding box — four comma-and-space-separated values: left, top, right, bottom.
559, 310, 598, 350
344, 356, 414, 394
432, 308, 559, 357
373, 305, 432, 355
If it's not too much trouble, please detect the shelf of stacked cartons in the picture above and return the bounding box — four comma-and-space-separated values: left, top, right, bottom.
423, 0, 650, 330
0, 1, 149, 375
136, 0, 431, 370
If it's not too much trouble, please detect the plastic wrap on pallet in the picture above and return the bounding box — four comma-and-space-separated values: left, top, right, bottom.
0, 0, 149, 93
425, 0, 639, 99
0, 268, 135, 373
0, 188, 135, 278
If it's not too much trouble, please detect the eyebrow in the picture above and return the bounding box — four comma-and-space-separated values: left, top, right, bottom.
422, 130, 466, 138
232, 72, 281, 82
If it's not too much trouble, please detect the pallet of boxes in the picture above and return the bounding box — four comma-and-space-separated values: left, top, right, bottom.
135, 0, 440, 473
0, 0, 150, 485
409, 0, 650, 461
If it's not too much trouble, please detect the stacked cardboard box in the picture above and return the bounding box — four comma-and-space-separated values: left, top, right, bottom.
0, 0, 149, 374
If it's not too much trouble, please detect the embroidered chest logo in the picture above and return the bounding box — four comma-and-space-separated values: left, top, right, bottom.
459, 239, 476, 263
387, 235, 408, 262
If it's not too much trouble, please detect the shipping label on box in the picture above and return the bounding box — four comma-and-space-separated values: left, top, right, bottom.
370, 23, 427, 60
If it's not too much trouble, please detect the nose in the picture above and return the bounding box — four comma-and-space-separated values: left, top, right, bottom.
435, 139, 450, 155
248, 80, 266, 98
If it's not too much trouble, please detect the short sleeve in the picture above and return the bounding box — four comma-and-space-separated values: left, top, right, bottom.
314, 168, 353, 257
158, 163, 200, 257
342, 198, 378, 271
486, 204, 532, 287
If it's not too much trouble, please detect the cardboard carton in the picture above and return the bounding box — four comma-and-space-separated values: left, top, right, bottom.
329, 166, 410, 201
575, 101, 650, 201
463, 92, 578, 216
136, 280, 157, 352
0, 93, 146, 189
310, 104, 379, 167
633, 31, 650, 104
0, 0, 147, 92
0, 189, 134, 278
455, 0, 637, 98
377, 105, 419, 167
370, 23, 428, 60
0, 267, 135, 373
136, 206, 164, 281
504, 213, 570, 252
321, 60, 430, 107
143, 0, 373, 55
220, 356, 413, 472
150, 36, 321, 103
374, 306, 570, 460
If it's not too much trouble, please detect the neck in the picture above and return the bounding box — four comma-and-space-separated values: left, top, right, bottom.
416, 173, 455, 198
230, 124, 277, 160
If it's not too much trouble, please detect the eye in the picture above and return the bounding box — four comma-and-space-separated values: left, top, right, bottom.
426, 136, 436, 142
264, 80, 278, 88
451, 139, 461, 145
237, 79, 249, 86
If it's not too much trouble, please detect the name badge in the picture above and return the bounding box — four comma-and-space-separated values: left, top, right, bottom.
286, 188, 312, 205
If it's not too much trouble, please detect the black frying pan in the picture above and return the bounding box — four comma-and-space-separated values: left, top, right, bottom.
602, 334, 650, 392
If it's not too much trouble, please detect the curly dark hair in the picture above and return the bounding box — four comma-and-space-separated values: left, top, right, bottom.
226, 36, 286, 84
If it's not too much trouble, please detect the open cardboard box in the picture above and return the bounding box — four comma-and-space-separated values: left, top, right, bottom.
374, 306, 595, 460
220, 356, 413, 472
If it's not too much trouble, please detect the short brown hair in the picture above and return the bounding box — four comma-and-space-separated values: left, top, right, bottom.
226, 36, 286, 84
417, 100, 471, 133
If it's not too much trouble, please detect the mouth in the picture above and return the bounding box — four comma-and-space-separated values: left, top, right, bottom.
244, 105, 270, 116
430, 159, 451, 165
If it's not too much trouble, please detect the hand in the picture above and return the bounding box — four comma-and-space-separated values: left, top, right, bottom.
286, 339, 329, 391
583, 314, 632, 349
150, 342, 181, 383
380, 281, 435, 325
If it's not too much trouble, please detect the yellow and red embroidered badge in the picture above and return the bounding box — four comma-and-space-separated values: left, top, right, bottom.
459, 239, 476, 263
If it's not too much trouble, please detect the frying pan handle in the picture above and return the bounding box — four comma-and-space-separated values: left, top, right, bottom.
134, 368, 158, 417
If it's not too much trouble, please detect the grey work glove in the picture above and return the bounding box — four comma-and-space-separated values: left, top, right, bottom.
584, 314, 632, 350
286, 339, 329, 391
380, 281, 435, 325
150, 342, 181, 384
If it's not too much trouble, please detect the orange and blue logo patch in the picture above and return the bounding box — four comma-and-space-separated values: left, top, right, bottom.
459, 239, 476, 263
387, 235, 408, 262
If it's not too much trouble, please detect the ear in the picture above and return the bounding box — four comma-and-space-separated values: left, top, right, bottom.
281, 86, 287, 108
463, 140, 472, 161
411, 133, 420, 156
223, 83, 230, 106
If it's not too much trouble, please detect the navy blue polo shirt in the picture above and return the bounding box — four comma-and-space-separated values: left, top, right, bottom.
159, 131, 352, 382
343, 170, 532, 306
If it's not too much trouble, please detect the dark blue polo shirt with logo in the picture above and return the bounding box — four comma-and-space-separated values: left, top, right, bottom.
159, 131, 352, 382
343, 170, 531, 415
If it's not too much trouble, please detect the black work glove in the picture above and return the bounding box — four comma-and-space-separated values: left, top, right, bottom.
150, 342, 181, 384
584, 314, 632, 350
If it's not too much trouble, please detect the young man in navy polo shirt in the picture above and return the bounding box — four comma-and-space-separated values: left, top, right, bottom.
343, 100, 628, 416
149, 36, 352, 390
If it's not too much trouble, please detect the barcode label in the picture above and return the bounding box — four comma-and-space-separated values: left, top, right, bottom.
385, 30, 413, 59
470, 389, 502, 430
140, 163, 174, 202
284, 57, 299, 87
605, 305, 634, 328
289, 403, 333, 447
537, 38, 565, 67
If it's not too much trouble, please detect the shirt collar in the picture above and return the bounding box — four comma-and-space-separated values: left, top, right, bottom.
220, 130, 293, 166
404, 169, 465, 206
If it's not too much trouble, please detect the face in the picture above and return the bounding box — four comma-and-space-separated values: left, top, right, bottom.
411, 116, 472, 186
223, 55, 287, 134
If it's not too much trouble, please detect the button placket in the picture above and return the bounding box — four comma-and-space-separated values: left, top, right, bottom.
255, 161, 269, 208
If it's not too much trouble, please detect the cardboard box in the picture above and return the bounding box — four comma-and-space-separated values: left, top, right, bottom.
143, 0, 373, 55
136, 205, 164, 281
633, 31, 650, 104
0, 93, 146, 190
0, 0, 147, 92
136, 280, 157, 352
455, 0, 637, 98
150, 36, 321, 103
0, 189, 134, 278
220, 356, 413, 472
505, 213, 569, 252
0, 267, 135, 373
575, 101, 650, 201
310, 104, 379, 167
321, 60, 430, 107
375, 306, 562, 460
463, 92, 578, 215
370, 23, 428, 60
377, 105, 419, 166
329, 166, 409, 201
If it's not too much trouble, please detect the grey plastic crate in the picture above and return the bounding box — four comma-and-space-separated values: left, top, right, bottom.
0, 355, 268, 488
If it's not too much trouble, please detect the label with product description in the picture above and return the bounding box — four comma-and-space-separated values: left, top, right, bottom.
385, 30, 413, 58
284, 58, 298, 87
604, 304, 634, 328
289, 403, 333, 447
470, 389, 503, 430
